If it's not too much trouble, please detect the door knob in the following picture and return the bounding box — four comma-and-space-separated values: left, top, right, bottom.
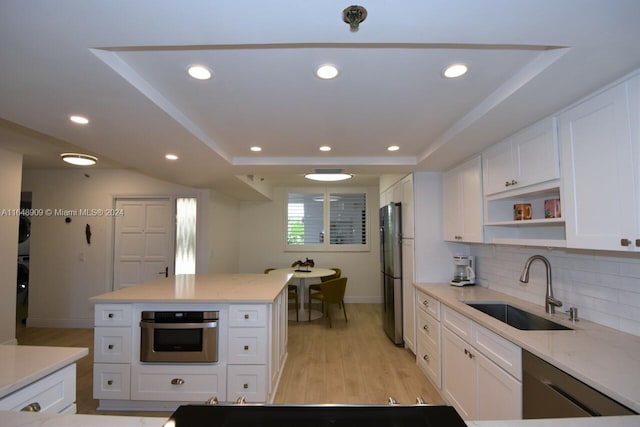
158, 266, 169, 277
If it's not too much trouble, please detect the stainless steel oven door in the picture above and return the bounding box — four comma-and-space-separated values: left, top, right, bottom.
140, 318, 218, 363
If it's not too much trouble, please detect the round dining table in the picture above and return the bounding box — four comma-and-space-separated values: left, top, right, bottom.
268, 267, 336, 321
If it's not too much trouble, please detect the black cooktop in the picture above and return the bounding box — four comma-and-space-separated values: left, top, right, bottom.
165, 404, 467, 427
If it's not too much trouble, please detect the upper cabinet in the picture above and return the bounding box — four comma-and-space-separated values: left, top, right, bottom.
559, 76, 640, 252
380, 174, 414, 238
443, 156, 484, 243
483, 117, 559, 196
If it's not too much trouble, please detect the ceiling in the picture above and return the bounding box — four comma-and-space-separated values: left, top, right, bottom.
1, 1, 640, 200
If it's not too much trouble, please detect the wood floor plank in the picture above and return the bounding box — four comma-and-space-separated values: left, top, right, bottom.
15, 303, 444, 416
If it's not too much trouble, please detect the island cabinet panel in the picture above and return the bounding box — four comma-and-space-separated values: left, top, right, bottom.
227, 328, 268, 364
228, 365, 267, 403
0, 364, 76, 413
95, 304, 132, 327
94, 327, 133, 364
131, 365, 226, 402
93, 363, 131, 400
229, 305, 267, 327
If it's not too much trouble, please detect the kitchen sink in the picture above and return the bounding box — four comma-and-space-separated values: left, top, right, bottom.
465, 302, 572, 331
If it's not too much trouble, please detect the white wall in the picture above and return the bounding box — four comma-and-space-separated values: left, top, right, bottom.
237, 186, 382, 302
207, 190, 240, 273
21, 168, 232, 328
471, 245, 640, 337
0, 148, 23, 344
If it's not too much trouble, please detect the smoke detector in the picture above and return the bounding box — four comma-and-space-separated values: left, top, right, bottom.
343, 5, 367, 32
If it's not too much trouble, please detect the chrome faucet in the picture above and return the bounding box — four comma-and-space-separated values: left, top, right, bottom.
519, 255, 563, 314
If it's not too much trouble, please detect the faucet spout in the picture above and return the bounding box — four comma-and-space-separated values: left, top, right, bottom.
519, 255, 563, 314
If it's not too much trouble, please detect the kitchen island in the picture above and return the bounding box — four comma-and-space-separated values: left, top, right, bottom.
89, 273, 291, 411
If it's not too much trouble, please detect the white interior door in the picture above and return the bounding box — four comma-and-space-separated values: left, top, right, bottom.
113, 198, 173, 290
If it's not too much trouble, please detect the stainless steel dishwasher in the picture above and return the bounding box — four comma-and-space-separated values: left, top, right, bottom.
523, 350, 636, 418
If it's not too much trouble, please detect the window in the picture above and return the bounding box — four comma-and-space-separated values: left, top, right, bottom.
175, 197, 197, 274
286, 189, 368, 251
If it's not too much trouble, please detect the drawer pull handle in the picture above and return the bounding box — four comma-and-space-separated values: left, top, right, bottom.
464, 348, 474, 359
20, 402, 41, 412
244, 345, 249, 351
108, 344, 114, 350
422, 300, 429, 307
108, 313, 114, 318
206, 396, 219, 405
636, 239, 640, 247
423, 354, 430, 362
423, 324, 429, 332
243, 383, 249, 389
244, 314, 249, 320
171, 378, 185, 385
621, 238, 632, 247
235, 396, 247, 405
107, 380, 113, 386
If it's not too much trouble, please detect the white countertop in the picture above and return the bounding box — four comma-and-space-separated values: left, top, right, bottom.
0, 345, 88, 398
90, 273, 292, 304
414, 283, 640, 413
2, 410, 639, 427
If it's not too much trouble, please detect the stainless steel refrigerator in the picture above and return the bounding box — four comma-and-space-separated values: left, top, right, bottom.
380, 202, 403, 345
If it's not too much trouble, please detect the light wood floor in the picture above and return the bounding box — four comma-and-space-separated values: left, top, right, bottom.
15, 303, 443, 417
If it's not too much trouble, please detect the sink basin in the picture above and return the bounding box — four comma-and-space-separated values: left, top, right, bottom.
465, 302, 572, 331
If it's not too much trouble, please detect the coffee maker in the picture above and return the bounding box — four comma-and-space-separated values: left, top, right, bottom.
450, 255, 475, 286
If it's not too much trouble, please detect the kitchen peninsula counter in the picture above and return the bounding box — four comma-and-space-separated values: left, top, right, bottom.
414, 283, 640, 413
90, 273, 292, 304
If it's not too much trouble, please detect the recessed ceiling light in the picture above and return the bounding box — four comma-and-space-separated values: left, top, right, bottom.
316, 64, 339, 80
387, 145, 400, 152
69, 115, 89, 125
319, 146, 331, 152
165, 154, 179, 160
61, 153, 97, 166
187, 65, 212, 80
443, 63, 468, 79
250, 146, 262, 152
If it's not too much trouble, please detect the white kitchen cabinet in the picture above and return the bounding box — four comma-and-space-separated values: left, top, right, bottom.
441, 306, 522, 421
443, 156, 484, 243
402, 239, 415, 353
401, 175, 414, 238
415, 289, 441, 389
0, 364, 77, 413
559, 76, 639, 251
130, 364, 226, 402
483, 117, 559, 196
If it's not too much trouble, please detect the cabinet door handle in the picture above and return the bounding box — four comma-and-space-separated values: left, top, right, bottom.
621, 238, 632, 247
20, 402, 41, 412
423, 324, 429, 332
244, 314, 250, 320
422, 300, 429, 307
244, 345, 249, 351
505, 181, 511, 187
107, 344, 114, 350
171, 378, 185, 385
108, 313, 114, 318
636, 239, 640, 247
423, 354, 430, 362
107, 380, 113, 386
243, 383, 249, 389
511, 179, 518, 186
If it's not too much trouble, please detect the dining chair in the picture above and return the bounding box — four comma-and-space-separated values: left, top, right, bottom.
308, 277, 348, 327
309, 267, 342, 308
265, 268, 298, 322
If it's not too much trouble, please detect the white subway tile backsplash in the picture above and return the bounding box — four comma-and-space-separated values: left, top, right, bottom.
471, 245, 640, 337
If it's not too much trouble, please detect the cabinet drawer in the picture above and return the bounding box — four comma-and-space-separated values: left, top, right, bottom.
94, 327, 132, 363
94, 304, 132, 327
442, 306, 473, 341
93, 363, 130, 400
228, 328, 267, 365
0, 364, 75, 413
416, 334, 441, 389
415, 290, 440, 320
472, 323, 522, 380
416, 308, 440, 349
229, 305, 267, 327
227, 365, 267, 403
131, 365, 226, 402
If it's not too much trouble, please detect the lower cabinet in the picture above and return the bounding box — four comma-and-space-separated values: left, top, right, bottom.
131, 365, 226, 402
0, 364, 77, 413
441, 306, 522, 421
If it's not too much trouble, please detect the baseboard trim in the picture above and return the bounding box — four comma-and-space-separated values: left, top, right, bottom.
26, 317, 93, 328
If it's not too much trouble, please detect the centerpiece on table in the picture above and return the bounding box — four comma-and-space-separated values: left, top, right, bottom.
292, 258, 314, 272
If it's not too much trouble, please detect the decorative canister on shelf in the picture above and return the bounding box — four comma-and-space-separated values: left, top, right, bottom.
514, 203, 532, 220
544, 199, 561, 218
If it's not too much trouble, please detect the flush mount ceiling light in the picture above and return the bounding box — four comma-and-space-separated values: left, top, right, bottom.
61, 153, 97, 166
187, 65, 212, 80
165, 154, 179, 160
304, 168, 353, 182
69, 115, 89, 125
319, 146, 332, 152
387, 145, 400, 151
316, 64, 339, 80
443, 63, 468, 78
250, 146, 262, 152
